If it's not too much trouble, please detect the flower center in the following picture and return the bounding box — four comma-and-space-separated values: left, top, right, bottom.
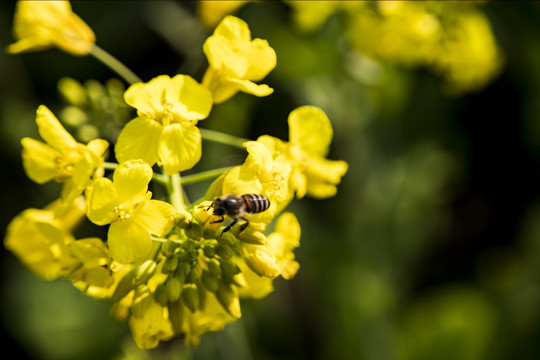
113, 204, 132, 222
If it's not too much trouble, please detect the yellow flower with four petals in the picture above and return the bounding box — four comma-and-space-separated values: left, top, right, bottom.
115, 75, 213, 175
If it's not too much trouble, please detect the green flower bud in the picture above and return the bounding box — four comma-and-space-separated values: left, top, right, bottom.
161, 239, 180, 257
134, 260, 157, 286
174, 210, 193, 229
206, 258, 221, 275
111, 269, 137, 302
238, 229, 267, 245
185, 222, 203, 240
215, 244, 233, 259
218, 231, 236, 246
202, 244, 216, 258
182, 283, 200, 313
166, 277, 182, 302
201, 271, 219, 293
58, 77, 87, 106
154, 283, 169, 306
216, 281, 241, 318
161, 256, 179, 274
168, 299, 185, 334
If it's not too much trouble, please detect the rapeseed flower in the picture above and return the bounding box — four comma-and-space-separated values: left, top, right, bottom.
259, 106, 348, 199
115, 75, 213, 174
21, 105, 109, 204
86, 160, 176, 263
7, 0, 95, 56
202, 16, 276, 103
214, 140, 292, 224
239, 212, 301, 298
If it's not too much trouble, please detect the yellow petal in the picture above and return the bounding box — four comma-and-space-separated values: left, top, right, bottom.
214, 15, 251, 42
288, 106, 333, 157
197, 1, 248, 29
223, 166, 262, 195
133, 200, 176, 237
8, 0, 95, 56
21, 137, 62, 184
124, 75, 170, 118
244, 141, 273, 174
158, 123, 202, 174
204, 35, 248, 78
244, 38, 277, 81
169, 75, 213, 121
108, 220, 152, 264
35, 105, 79, 154
113, 160, 153, 205
115, 117, 162, 166
86, 177, 119, 225
71, 139, 108, 188
227, 78, 274, 97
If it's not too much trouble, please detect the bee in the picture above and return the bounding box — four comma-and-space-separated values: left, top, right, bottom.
208, 194, 270, 234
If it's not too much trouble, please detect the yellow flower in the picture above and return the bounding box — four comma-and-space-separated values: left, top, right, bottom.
202, 16, 276, 104
4, 197, 86, 280
86, 160, 176, 264
220, 140, 292, 224
115, 75, 213, 174
239, 212, 301, 299
169, 292, 237, 347
7, 0, 95, 56
129, 291, 175, 349
197, 0, 248, 29
260, 106, 348, 199
21, 105, 109, 203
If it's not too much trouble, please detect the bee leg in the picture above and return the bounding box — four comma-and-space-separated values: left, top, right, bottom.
220, 219, 238, 237
210, 215, 224, 224
239, 218, 250, 233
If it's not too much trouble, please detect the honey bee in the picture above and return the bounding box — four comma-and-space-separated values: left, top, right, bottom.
208, 194, 270, 234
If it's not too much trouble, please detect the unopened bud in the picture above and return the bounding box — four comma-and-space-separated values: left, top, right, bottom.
244, 247, 280, 278
134, 260, 157, 286
161, 256, 179, 274
166, 277, 182, 302
174, 210, 193, 229
185, 222, 203, 241
168, 299, 185, 334
201, 271, 219, 292
239, 230, 267, 245
154, 283, 169, 306
206, 259, 221, 275
161, 239, 180, 257
202, 244, 216, 258
182, 283, 200, 313
215, 244, 233, 259
216, 281, 241, 318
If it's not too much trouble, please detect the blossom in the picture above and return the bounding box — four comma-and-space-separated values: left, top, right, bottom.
202, 16, 276, 103
7, 0, 95, 56
259, 106, 348, 199
215, 140, 292, 224
115, 75, 213, 174
86, 160, 176, 263
21, 105, 108, 203
197, 1, 248, 29
239, 212, 301, 299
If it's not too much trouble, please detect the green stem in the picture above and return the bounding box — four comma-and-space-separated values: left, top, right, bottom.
181, 166, 234, 185
168, 173, 185, 211
90, 44, 142, 85
200, 128, 249, 148
102, 162, 118, 171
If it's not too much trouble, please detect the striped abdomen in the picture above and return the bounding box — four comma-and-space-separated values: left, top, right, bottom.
241, 194, 270, 214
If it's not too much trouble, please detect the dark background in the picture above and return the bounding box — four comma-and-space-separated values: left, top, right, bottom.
2, 1, 540, 359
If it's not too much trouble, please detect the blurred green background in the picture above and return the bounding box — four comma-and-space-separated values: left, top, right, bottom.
2, 1, 540, 359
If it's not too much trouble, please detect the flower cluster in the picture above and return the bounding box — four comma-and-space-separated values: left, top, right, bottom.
200, 0, 503, 94
4, 1, 347, 349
